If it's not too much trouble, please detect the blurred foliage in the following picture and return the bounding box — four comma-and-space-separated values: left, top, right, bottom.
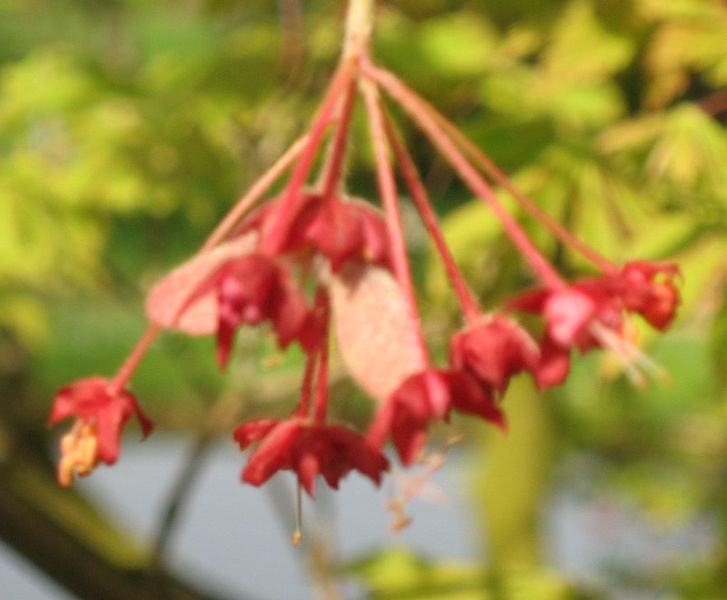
1, 0, 727, 599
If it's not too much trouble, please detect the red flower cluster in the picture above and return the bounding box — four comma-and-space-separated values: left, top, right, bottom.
49, 5, 681, 537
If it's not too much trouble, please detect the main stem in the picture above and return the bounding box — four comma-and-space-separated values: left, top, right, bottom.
343, 0, 374, 60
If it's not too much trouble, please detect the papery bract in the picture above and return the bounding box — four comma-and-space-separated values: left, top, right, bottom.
330, 262, 427, 402
146, 233, 258, 335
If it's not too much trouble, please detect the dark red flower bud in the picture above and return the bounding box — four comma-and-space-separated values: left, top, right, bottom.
617, 261, 681, 330
449, 315, 540, 394
244, 192, 389, 271
180, 253, 313, 367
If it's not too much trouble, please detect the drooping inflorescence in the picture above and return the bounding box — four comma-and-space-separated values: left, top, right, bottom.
49, 0, 680, 533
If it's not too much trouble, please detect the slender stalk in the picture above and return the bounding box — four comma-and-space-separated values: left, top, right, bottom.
110, 136, 310, 392
296, 346, 318, 418
369, 64, 615, 274
430, 109, 616, 274
320, 79, 357, 199
383, 113, 481, 324
361, 78, 429, 364
261, 60, 355, 255
313, 288, 331, 425
109, 326, 160, 394
367, 63, 565, 289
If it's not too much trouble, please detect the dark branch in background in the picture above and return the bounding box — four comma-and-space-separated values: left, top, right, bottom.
151, 435, 213, 564
0, 472, 240, 600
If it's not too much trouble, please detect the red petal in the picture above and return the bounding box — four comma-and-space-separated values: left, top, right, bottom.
444, 370, 505, 429
233, 419, 280, 450
534, 337, 571, 390
544, 289, 597, 347
241, 420, 302, 486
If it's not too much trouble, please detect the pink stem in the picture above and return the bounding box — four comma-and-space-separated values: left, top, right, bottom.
367, 63, 565, 290
313, 288, 331, 425
109, 326, 160, 394
370, 64, 615, 274
383, 113, 481, 324
320, 79, 358, 199
429, 107, 617, 274
361, 78, 429, 364
261, 59, 355, 255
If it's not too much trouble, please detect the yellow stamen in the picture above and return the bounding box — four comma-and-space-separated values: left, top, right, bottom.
57, 421, 99, 487
292, 482, 303, 546
591, 320, 669, 387
387, 451, 447, 533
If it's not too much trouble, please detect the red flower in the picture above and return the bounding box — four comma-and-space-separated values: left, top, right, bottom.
234, 417, 389, 495
49, 377, 153, 487
368, 369, 504, 466
511, 284, 621, 350
507, 262, 679, 389
449, 315, 540, 394
184, 254, 315, 367
246, 192, 389, 271
285, 194, 389, 271
615, 261, 680, 330
508, 283, 623, 389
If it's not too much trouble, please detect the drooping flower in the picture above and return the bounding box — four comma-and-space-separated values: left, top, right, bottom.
507, 264, 680, 388
49, 377, 153, 487
507, 283, 622, 388
245, 192, 389, 271
234, 417, 389, 495
182, 253, 315, 367
614, 261, 681, 330
367, 368, 505, 466
449, 315, 540, 394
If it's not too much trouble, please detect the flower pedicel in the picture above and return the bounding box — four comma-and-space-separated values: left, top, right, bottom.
49, 0, 681, 537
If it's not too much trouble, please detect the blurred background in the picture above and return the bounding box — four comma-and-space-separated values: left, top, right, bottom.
1, 0, 727, 598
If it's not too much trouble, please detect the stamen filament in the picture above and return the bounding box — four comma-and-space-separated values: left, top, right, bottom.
292, 482, 303, 545
589, 321, 669, 386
